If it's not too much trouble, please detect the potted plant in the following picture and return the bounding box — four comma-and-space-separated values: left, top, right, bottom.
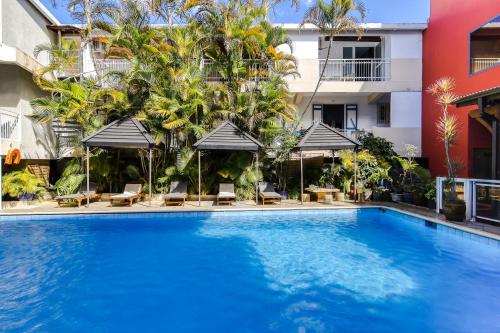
425, 183, 437, 209
428, 78, 465, 221
394, 144, 418, 204
2, 170, 46, 201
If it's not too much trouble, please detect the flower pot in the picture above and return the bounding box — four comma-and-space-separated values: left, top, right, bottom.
443, 200, 466, 221
19, 192, 34, 201
391, 193, 403, 202
335, 192, 345, 201
427, 199, 436, 210
403, 193, 414, 203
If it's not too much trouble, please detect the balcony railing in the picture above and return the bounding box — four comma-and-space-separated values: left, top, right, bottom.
320, 58, 390, 81
0, 110, 21, 145
94, 59, 131, 77
203, 59, 271, 81
471, 57, 500, 73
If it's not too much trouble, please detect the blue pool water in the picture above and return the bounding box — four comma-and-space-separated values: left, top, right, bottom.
1, 208, 500, 332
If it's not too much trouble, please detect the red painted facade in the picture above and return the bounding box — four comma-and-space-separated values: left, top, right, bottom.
422, 0, 500, 178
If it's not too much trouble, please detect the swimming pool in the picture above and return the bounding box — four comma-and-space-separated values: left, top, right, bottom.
0, 208, 499, 332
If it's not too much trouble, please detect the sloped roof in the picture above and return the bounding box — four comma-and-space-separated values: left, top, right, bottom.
296, 122, 359, 151
453, 86, 500, 107
193, 121, 263, 151
81, 117, 154, 148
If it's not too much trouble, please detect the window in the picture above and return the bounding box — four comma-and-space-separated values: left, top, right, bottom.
377, 103, 390, 126
470, 15, 500, 74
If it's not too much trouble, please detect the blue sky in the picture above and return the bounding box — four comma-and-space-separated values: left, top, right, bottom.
41, 0, 430, 24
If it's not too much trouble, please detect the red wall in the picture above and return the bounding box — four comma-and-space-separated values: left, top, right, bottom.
422, 0, 500, 177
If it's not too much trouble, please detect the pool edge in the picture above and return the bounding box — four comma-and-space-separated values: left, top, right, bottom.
1, 205, 499, 242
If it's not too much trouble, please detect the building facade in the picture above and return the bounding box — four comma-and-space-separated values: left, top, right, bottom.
422, 0, 500, 179
0, 0, 59, 182
1, 0, 430, 182
284, 23, 426, 156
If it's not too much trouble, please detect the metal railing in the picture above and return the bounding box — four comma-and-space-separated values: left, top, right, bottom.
471, 58, 500, 73
436, 177, 500, 224
0, 110, 21, 143
94, 59, 131, 76
320, 58, 390, 81
202, 59, 272, 81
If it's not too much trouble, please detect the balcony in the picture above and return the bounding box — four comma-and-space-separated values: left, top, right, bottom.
471, 58, 500, 73
94, 59, 131, 77
319, 59, 390, 81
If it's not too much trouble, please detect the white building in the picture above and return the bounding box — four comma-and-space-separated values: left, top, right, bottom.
0, 0, 427, 183
0, 0, 59, 182
283, 23, 426, 156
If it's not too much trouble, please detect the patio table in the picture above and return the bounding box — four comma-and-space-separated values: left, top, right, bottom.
305, 187, 340, 203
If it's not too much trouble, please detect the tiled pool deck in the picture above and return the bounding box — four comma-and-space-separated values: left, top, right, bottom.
1, 199, 500, 240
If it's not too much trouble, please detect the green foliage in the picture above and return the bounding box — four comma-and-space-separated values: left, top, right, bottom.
359, 133, 396, 161
54, 159, 85, 195
267, 127, 299, 191
3, 170, 46, 199
337, 149, 392, 193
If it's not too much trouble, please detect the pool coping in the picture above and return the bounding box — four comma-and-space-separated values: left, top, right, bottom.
1, 204, 500, 242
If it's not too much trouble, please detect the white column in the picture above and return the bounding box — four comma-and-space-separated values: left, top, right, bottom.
300, 151, 304, 204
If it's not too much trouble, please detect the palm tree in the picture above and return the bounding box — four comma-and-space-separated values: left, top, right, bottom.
299, 0, 366, 121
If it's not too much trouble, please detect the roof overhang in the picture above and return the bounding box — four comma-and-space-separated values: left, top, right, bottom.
193, 121, 263, 151
296, 122, 359, 151
28, 0, 60, 25
453, 86, 500, 108
82, 117, 155, 149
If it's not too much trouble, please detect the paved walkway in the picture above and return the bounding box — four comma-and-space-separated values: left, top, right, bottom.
2, 199, 500, 238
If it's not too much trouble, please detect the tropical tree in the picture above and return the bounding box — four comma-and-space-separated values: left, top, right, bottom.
299, 0, 366, 121
427, 77, 460, 199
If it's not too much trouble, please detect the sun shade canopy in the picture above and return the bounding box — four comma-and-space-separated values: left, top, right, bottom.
193, 121, 263, 151
296, 122, 359, 151
81, 116, 155, 149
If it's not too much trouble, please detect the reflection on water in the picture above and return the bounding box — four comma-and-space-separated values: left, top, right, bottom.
199, 214, 415, 301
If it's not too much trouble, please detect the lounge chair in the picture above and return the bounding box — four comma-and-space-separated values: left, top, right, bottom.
164, 181, 188, 206
258, 182, 282, 205
109, 183, 144, 206
217, 183, 236, 205
55, 183, 99, 207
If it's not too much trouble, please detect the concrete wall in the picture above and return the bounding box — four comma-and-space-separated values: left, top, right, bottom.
422, 0, 500, 178
391, 91, 422, 128
1, 0, 55, 66
0, 64, 57, 159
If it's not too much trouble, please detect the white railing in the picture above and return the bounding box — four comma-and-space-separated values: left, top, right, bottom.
0, 110, 21, 143
320, 58, 390, 81
94, 59, 131, 76
436, 176, 500, 224
202, 59, 271, 81
471, 58, 500, 73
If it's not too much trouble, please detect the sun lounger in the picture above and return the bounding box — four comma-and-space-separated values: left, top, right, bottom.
217, 183, 236, 205
109, 183, 144, 206
55, 183, 99, 207
258, 182, 282, 205
164, 181, 188, 206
